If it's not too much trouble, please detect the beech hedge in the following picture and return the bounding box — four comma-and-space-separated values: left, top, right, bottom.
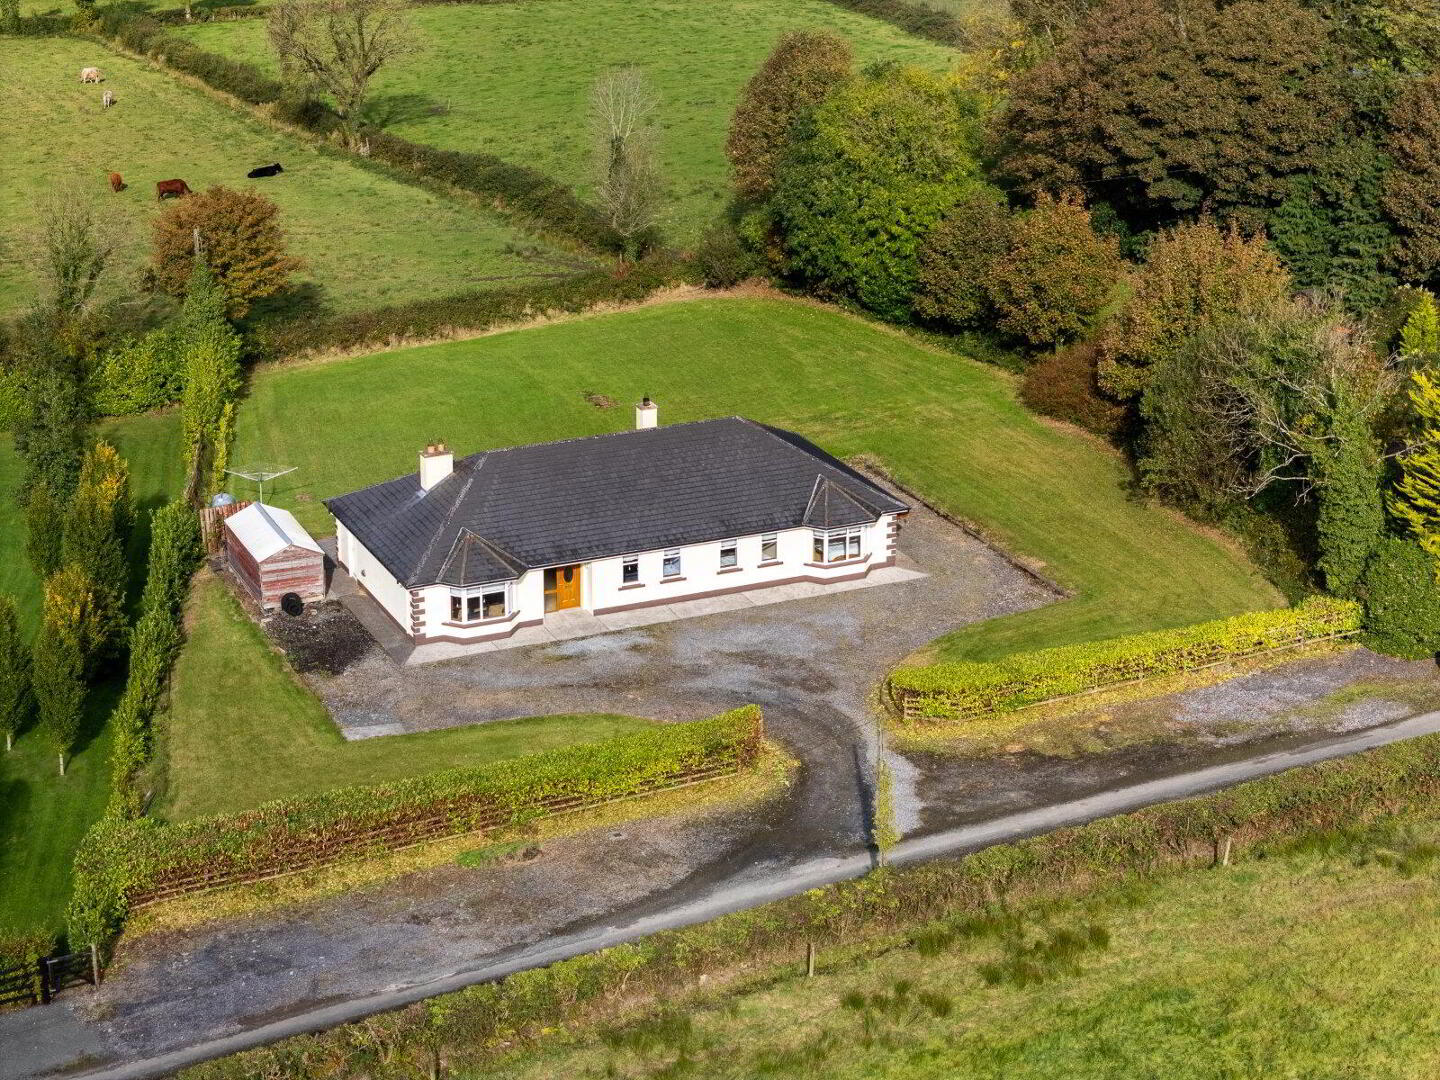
180, 723, 1440, 1079
890, 597, 1362, 723
70, 707, 763, 948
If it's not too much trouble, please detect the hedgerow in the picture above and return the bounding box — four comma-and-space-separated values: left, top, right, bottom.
0, 928, 53, 1008
179, 724, 1440, 1079
889, 597, 1361, 723
108, 501, 203, 819
70, 707, 763, 948
92, 11, 624, 253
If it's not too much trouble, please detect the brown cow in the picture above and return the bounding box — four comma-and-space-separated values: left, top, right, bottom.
108, 172, 125, 193
155, 179, 192, 201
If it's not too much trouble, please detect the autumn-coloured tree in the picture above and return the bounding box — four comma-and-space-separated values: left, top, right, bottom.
996, 0, 1343, 231
984, 195, 1122, 349
150, 186, 305, 318
62, 442, 133, 659
32, 567, 99, 775
1383, 73, 1440, 285
725, 30, 853, 203
913, 193, 1013, 329
1391, 371, 1440, 570
1099, 220, 1291, 399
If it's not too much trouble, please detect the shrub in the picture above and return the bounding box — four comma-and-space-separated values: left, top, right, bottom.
150, 187, 305, 318
1361, 536, 1440, 660
913, 192, 1011, 329
69, 707, 763, 947
889, 598, 1361, 723
725, 29, 853, 202
694, 222, 759, 288
88, 330, 184, 417
1018, 342, 1129, 439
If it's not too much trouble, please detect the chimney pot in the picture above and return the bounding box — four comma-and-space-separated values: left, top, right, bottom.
635, 396, 658, 430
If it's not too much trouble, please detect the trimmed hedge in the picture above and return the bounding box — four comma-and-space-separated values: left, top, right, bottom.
92, 11, 624, 253
180, 721, 1440, 1079
108, 502, 204, 819
890, 597, 1362, 723
251, 255, 697, 359
69, 707, 763, 947
818, 0, 991, 49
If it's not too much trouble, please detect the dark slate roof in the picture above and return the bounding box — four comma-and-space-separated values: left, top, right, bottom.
325, 417, 909, 588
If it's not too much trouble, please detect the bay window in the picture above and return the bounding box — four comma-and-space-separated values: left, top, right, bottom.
449, 582, 510, 623
811, 526, 864, 563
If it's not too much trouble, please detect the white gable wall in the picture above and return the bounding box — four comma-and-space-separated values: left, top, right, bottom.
335, 519, 413, 634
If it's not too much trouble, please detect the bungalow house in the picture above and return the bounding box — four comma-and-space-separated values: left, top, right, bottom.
324, 402, 909, 644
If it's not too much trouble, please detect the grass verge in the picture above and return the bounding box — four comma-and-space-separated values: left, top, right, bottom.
155, 574, 660, 821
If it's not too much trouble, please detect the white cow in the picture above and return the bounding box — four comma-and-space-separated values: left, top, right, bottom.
102, 90, 114, 108
80, 67, 103, 84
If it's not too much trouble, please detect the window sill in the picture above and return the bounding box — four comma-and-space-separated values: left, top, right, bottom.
442, 610, 518, 628
661, 575, 687, 584
618, 582, 646, 591
717, 566, 743, 575
757, 559, 783, 568
803, 555, 870, 569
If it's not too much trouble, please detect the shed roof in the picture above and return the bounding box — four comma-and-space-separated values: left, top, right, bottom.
226, 502, 324, 562
326, 417, 908, 588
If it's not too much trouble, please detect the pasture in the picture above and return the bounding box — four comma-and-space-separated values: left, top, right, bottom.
485, 818, 1440, 1079
0, 37, 582, 318
176, 0, 962, 241
229, 296, 1279, 663
158, 576, 657, 821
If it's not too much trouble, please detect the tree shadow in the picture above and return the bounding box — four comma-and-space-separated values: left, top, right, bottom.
243, 280, 330, 328
70, 674, 124, 764
359, 93, 450, 130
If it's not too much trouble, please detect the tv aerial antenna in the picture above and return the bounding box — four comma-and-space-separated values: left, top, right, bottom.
224, 464, 297, 504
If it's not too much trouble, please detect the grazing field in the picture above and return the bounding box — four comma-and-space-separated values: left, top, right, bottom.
0, 37, 581, 318
0, 413, 183, 934
176, 0, 961, 241
230, 296, 1279, 662
481, 820, 1440, 1079
157, 576, 657, 821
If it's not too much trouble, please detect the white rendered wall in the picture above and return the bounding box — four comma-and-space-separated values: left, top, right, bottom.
336, 521, 412, 632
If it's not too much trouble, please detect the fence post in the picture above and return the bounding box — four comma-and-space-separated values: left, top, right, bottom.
90, 944, 101, 987
806, 940, 816, 978
38, 959, 50, 1005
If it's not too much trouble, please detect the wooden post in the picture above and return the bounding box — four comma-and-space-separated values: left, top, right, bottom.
1220, 836, 1233, 867
806, 941, 816, 978
90, 943, 101, 987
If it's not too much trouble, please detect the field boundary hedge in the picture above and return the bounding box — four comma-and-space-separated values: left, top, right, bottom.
90, 10, 625, 254
818, 0, 995, 49
888, 597, 1362, 725
69, 707, 763, 947
177, 719, 1440, 1079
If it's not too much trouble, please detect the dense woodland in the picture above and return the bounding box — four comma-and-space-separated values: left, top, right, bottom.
710, 0, 1440, 657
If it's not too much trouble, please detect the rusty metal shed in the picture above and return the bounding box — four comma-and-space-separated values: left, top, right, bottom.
224, 502, 325, 612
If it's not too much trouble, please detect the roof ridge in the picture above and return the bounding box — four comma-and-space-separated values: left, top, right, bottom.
453, 416, 741, 466
253, 502, 295, 546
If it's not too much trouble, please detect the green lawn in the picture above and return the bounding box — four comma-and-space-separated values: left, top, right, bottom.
157, 575, 656, 821
176, 0, 961, 241
482, 821, 1440, 1079
0, 36, 582, 318
231, 297, 1278, 662
0, 413, 183, 935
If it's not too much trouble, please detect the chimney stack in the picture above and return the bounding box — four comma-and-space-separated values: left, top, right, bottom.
419, 442, 453, 491
635, 396, 658, 430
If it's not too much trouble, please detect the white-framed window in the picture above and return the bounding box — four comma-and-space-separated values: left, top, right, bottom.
622, 555, 640, 584
662, 549, 682, 578
812, 526, 864, 563
719, 539, 738, 568
760, 533, 778, 562
450, 582, 510, 623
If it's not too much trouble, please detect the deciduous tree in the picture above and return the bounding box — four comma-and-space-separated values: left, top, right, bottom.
914, 192, 1012, 329
267, 0, 414, 149
177, 264, 244, 502
771, 66, 988, 321
62, 442, 132, 657
1390, 370, 1440, 567
590, 67, 665, 259
1313, 392, 1386, 596
725, 30, 853, 203
0, 597, 31, 753
24, 178, 120, 321
10, 324, 88, 502
150, 186, 304, 318
1361, 535, 1440, 658
32, 567, 97, 775
1099, 220, 1291, 399
1383, 74, 1440, 285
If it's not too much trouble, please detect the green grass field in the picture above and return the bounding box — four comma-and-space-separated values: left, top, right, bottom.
481, 821, 1440, 1079
231, 297, 1279, 661
0, 414, 182, 935
176, 0, 961, 241
157, 575, 656, 820
0, 36, 582, 318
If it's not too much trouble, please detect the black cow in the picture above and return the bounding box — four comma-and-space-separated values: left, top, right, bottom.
247, 163, 284, 178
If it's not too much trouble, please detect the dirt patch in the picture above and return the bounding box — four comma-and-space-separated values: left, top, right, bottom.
264, 600, 378, 676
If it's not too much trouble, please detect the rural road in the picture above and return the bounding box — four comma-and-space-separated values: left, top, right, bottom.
10, 707, 1440, 1080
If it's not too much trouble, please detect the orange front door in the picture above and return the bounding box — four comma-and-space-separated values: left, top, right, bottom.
545, 565, 583, 611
